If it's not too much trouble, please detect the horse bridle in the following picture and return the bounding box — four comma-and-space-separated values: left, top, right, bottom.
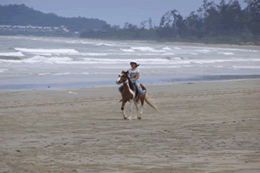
117, 73, 128, 85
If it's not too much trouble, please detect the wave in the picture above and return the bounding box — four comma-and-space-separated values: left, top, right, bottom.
82, 52, 175, 56
162, 46, 172, 51
23, 56, 73, 64
0, 52, 25, 57
82, 58, 171, 63
196, 50, 211, 53
120, 48, 136, 52
0, 69, 8, 73
1, 55, 260, 66
80, 53, 108, 56
229, 66, 260, 69
218, 52, 234, 55
131, 47, 165, 53
184, 46, 258, 52
96, 43, 115, 47
14, 48, 79, 54
0, 56, 73, 64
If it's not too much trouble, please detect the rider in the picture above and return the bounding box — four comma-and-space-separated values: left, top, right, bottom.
118, 60, 146, 96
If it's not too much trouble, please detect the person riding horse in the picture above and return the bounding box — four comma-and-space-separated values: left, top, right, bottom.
116, 66, 158, 120
118, 61, 146, 103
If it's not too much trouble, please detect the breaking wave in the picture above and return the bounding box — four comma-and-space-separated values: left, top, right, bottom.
1, 55, 260, 66
0, 52, 25, 57
14, 48, 79, 55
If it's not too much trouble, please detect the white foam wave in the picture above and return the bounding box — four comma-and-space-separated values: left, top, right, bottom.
1, 56, 260, 66
96, 43, 115, 46
230, 66, 260, 69
120, 49, 136, 52
218, 52, 234, 55
161, 53, 176, 55
82, 58, 169, 63
81, 72, 90, 75
37, 72, 90, 76
131, 47, 165, 53
0, 52, 25, 57
0, 69, 8, 73
38, 73, 51, 76
14, 48, 79, 55
80, 53, 108, 56
184, 46, 258, 52
94, 66, 182, 69
53, 72, 72, 76
30, 53, 53, 56
169, 66, 182, 68
22, 56, 73, 64
162, 47, 172, 51
196, 50, 211, 53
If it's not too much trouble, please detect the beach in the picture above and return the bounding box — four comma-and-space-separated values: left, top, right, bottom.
1, 79, 260, 173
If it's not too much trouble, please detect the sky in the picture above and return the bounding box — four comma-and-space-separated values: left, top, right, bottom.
1, 0, 247, 27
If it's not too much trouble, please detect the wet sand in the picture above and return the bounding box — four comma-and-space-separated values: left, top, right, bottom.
0, 80, 260, 173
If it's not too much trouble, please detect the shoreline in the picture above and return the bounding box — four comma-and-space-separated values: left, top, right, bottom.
1, 35, 260, 51
1, 79, 260, 172
1, 74, 260, 91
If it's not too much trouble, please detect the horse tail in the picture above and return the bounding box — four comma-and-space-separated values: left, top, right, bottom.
145, 93, 159, 112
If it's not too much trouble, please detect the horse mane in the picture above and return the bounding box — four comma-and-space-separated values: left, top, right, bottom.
127, 76, 135, 91
121, 70, 135, 91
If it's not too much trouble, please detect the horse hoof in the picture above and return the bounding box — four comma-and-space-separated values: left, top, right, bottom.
124, 117, 127, 120
137, 117, 142, 120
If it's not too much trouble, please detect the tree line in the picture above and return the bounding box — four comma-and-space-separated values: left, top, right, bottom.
0, 4, 107, 32
81, 0, 260, 45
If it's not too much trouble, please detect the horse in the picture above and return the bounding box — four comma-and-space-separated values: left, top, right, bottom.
116, 71, 158, 120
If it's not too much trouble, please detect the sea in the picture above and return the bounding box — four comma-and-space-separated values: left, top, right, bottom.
0, 36, 260, 90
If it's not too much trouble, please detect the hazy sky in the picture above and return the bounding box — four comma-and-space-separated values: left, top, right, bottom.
1, 0, 247, 27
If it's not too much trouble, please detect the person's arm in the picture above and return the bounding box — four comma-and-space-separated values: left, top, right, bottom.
131, 73, 139, 81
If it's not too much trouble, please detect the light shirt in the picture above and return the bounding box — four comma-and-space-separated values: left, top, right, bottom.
128, 68, 140, 80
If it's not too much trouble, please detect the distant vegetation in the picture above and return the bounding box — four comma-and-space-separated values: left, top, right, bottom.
81, 0, 260, 45
0, 4, 107, 33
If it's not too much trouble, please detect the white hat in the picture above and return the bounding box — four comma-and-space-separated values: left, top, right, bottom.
130, 60, 137, 64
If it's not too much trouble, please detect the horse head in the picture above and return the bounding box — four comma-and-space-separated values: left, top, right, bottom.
116, 71, 129, 85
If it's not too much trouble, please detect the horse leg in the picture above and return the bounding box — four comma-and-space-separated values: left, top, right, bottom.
127, 99, 133, 120
121, 101, 127, 120
132, 99, 139, 120
138, 97, 145, 120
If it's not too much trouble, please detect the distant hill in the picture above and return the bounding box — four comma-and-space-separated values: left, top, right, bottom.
0, 4, 107, 32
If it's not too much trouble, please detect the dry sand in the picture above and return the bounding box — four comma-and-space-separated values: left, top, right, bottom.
0, 80, 260, 173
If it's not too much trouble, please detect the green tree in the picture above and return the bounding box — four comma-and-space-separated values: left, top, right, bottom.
245, 0, 260, 41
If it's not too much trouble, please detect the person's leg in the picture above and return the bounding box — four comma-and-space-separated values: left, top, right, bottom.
132, 81, 140, 104
135, 81, 146, 95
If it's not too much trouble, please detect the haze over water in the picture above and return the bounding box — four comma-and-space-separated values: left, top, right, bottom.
0, 36, 260, 90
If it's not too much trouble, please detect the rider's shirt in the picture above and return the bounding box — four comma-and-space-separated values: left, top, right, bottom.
128, 68, 140, 80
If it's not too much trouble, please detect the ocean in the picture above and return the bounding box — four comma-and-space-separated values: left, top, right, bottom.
0, 36, 260, 90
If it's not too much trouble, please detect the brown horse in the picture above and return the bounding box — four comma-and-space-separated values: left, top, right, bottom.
116, 71, 158, 120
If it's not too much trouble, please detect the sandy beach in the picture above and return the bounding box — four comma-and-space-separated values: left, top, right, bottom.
0, 79, 260, 173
